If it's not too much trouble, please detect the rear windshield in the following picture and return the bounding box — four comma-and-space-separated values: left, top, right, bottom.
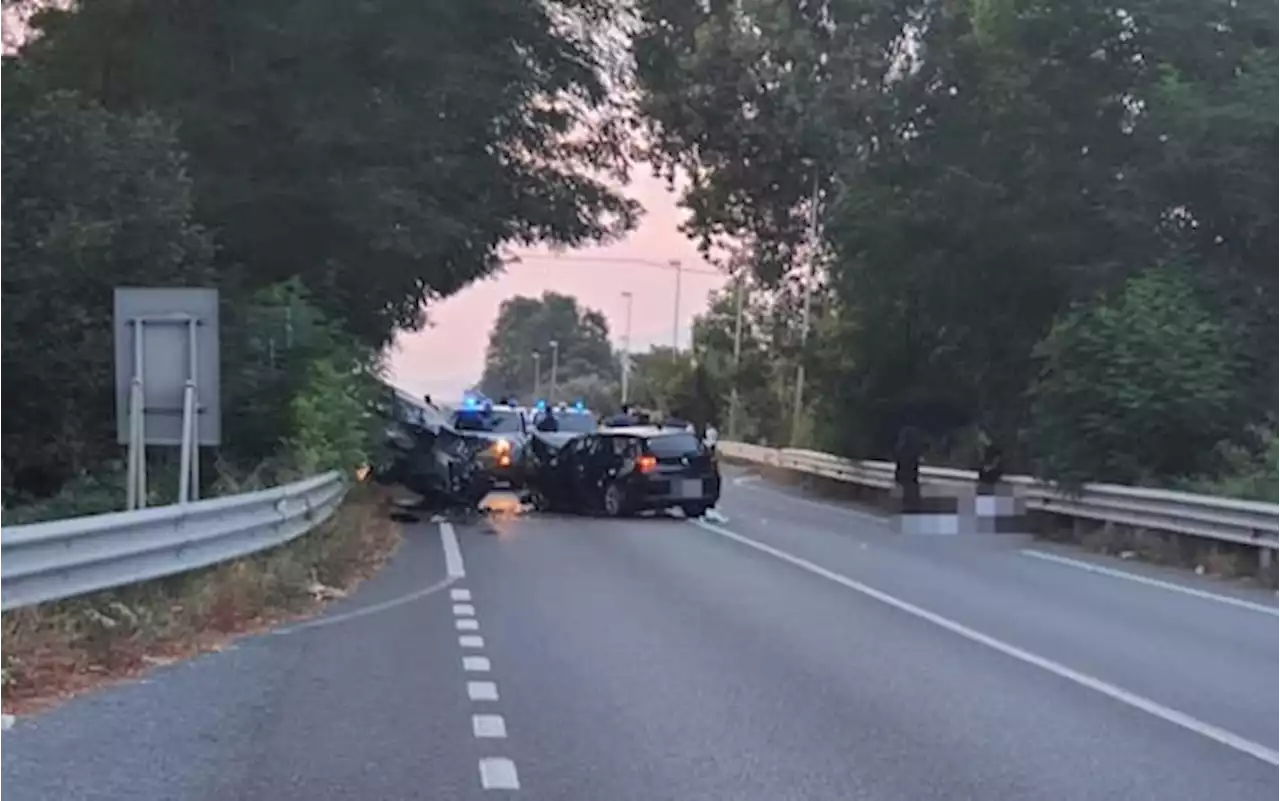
451, 409, 523, 434
645, 433, 702, 458
554, 413, 598, 433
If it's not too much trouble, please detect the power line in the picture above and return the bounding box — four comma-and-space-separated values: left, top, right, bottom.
510, 253, 723, 278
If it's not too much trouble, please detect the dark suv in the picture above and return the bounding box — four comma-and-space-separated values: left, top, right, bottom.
529, 426, 721, 517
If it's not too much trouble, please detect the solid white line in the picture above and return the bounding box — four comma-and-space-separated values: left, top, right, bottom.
467, 681, 499, 701
453, 603, 477, 617
273, 576, 455, 635
478, 757, 520, 790
451, 588, 472, 601
1021, 549, 1279, 616
692, 518, 1280, 766
459, 635, 485, 649
472, 714, 507, 738
456, 618, 480, 631
730, 478, 887, 523
440, 521, 466, 578
463, 655, 492, 672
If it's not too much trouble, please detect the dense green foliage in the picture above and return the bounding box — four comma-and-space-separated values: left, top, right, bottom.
632, 0, 1278, 496
2, 0, 638, 514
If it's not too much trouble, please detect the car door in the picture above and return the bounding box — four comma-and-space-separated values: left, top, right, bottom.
566, 435, 598, 506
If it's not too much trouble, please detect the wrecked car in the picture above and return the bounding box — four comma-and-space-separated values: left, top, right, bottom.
371, 389, 494, 510
525, 426, 722, 518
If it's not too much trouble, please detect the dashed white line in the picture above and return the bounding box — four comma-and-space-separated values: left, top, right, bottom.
1021, 549, 1279, 616
478, 757, 520, 790
2, 714, 15, 731
453, 603, 477, 617
463, 655, 492, 672
692, 518, 1280, 767
440, 521, 466, 578
456, 618, 480, 631
472, 714, 508, 739
467, 681, 499, 701
451, 588, 473, 601
459, 635, 485, 648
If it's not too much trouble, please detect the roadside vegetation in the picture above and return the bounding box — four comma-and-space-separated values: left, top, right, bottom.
623, 0, 1276, 500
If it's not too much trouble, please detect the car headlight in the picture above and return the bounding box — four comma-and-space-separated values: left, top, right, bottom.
491, 439, 511, 454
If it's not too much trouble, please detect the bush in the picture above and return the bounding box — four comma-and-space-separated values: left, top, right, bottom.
1028, 265, 1237, 487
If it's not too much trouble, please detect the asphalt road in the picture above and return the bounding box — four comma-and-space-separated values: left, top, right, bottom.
4, 469, 1277, 800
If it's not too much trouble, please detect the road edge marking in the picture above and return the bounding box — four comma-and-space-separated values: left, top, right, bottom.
441, 521, 466, 578
1021, 549, 1279, 616
691, 518, 1280, 767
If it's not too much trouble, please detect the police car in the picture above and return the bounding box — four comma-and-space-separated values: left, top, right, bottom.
530, 400, 599, 434
449, 394, 531, 487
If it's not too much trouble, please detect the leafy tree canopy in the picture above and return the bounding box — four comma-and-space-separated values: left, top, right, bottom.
479, 291, 618, 401
18, 0, 642, 345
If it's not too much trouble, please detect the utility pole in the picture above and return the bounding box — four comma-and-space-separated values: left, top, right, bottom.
532, 351, 542, 400
549, 340, 559, 403
620, 291, 633, 404
790, 169, 821, 447
670, 259, 682, 354
728, 272, 746, 441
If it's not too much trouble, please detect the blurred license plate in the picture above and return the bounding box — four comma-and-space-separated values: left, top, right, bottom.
679, 479, 703, 498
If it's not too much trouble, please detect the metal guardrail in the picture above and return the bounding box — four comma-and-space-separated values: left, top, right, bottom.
1, 472, 348, 611
718, 442, 1280, 553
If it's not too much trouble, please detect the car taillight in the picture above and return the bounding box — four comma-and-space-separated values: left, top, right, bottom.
636, 454, 657, 473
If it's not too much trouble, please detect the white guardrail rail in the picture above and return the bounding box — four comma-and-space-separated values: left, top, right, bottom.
717, 442, 1280, 556
1, 471, 347, 611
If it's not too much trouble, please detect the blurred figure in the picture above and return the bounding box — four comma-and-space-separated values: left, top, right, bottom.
894, 425, 924, 513
602, 403, 638, 427
536, 405, 560, 432
976, 438, 1004, 494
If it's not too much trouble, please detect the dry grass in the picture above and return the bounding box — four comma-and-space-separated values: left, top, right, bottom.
1, 482, 401, 715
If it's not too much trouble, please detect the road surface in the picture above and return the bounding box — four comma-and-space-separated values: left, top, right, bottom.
4, 468, 1277, 800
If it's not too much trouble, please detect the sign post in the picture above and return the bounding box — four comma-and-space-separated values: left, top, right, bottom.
114, 289, 221, 510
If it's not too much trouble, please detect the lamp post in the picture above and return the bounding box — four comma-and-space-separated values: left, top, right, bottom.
728, 271, 746, 441
790, 168, 821, 447
549, 339, 559, 403
620, 291, 634, 404
670, 259, 682, 354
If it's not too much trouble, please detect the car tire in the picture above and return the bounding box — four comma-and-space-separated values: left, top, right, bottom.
682, 503, 711, 519
601, 483, 629, 518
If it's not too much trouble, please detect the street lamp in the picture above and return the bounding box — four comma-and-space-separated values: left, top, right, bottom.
549, 340, 559, 403
791, 167, 821, 447
728, 271, 747, 441
620, 291, 634, 404
669, 259, 682, 354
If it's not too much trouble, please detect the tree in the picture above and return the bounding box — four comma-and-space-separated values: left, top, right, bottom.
18, 0, 641, 346
1028, 265, 1237, 487
1, 88, 214, 500
632, 0, 1278, 486
479, 292, 618, 401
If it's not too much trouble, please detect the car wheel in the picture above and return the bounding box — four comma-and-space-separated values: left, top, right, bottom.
601, 483, 628, 517
682, 503, 711, 519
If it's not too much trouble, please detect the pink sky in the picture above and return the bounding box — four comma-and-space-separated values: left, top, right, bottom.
388, 172, 728, 400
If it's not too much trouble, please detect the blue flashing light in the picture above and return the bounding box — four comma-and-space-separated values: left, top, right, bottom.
574, 400, 585, 411
535, 399, 547, 410
462, 397, 478, 410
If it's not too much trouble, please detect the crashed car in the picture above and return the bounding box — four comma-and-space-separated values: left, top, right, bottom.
525, 425, 722, 518
371, 389, 494, 509
449, 401, 531, 488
